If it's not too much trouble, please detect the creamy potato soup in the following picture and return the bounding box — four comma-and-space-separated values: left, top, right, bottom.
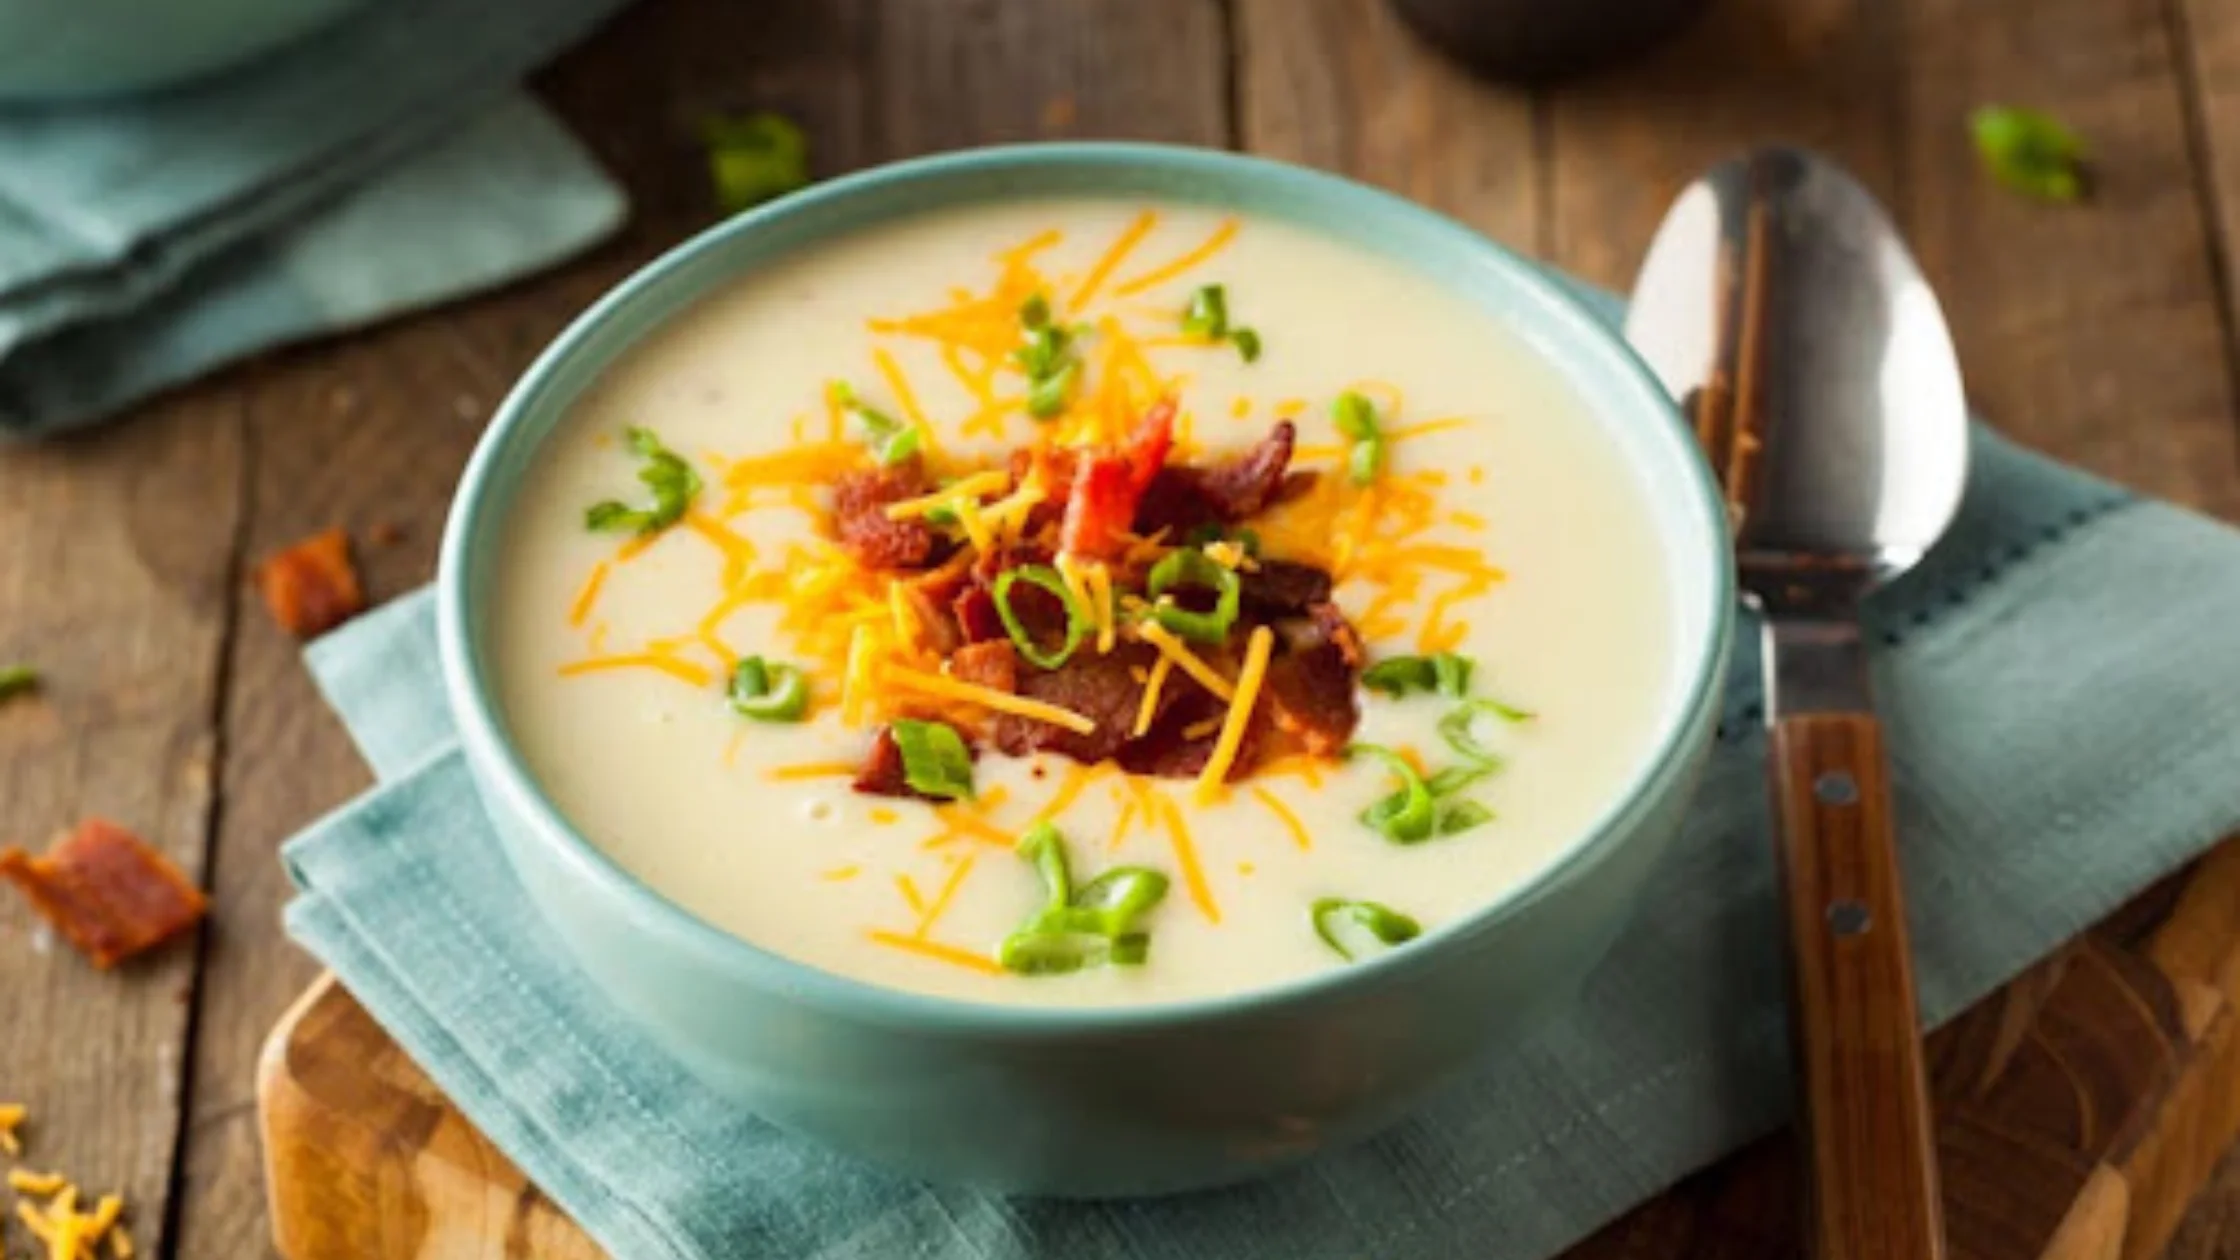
494, 199, 1672, 1006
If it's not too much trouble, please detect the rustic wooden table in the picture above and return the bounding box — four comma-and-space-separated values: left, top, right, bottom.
7, 0, 2240, 1255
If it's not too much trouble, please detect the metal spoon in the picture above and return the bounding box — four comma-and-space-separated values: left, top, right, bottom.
1623, 147, 1968, 1260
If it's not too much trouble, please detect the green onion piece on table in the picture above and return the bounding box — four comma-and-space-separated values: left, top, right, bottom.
1333, 390, 1386, 485
1348, 743, 1437, 844
701, 112, 811, 214
1970, 106, 2087, 203
0, 665, 35, 702
993, 565, 1091, 669
1312, 898, 1422, 962
584, 427, 701, 536
1438, 696, 1535, 765
829, 382, 922, 467
890, 719, 974, 801
727, 656, 810, 722
1144, 548, 1242, 644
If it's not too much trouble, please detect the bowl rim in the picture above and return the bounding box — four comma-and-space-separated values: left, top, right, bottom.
438, 140, 1736, 1036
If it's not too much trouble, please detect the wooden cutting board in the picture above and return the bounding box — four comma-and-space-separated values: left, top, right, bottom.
257, 835, 2240, 1260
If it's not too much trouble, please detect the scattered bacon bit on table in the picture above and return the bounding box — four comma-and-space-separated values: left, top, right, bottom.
0, 819, 208, 969
253, 527, 365, 638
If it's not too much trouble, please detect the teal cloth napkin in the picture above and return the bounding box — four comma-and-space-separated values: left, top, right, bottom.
282, 291, 2240, 1260
0, 0, 636, 436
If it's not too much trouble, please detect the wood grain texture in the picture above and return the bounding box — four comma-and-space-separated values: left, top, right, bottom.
1235, 0, 1538, 245
1900, 0, 2240, 520
1768, 713, 1945, 1260
0, 391, 246, 1259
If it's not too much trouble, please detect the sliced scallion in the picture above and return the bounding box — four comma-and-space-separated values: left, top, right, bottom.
1360, 652, 1474, 699
1348, 743, 1436, 844
1016, 821, 1073, 913
1312, 897, 1422, 962
584, 427, 700, 536
1183, 284, 1229, 338
1438, 697, 1535, 765
829, 381, 922, 466
890, 719, 974, 801
1013, 296, 1083, 420
1333, 390, 1386, 486
1436, 799, 1495, 836
1971, 106, 2086, 203
999, 826, 1168, 976
728, 656, 809, 722
1145, 548, 1243, 644
993, 565, 1090, 669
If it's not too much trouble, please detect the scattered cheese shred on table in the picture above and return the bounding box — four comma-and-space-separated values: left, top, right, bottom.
0, 1141, 132, 1260
0, 1103, 23, 1155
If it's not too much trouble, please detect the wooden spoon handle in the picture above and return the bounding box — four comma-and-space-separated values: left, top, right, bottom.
1768, 712, 1946, 1260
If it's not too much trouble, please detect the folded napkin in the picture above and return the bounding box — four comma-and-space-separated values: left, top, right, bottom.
284, 290, 2240, 1260
0, 0, 638, 437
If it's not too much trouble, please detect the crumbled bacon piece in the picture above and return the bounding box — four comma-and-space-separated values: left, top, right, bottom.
1134, 421, 1299, 535
1059, 401, 1177, 560
995, 645, 1163, 765
950, 640, 1018, 694
1239, 559, 1334, 617
833, 464, 941, 570
1118, 687, 1261, 781
0, 819, 207, 969
254, 528, 364, 638
952, 583, 1005, 644
852, 719, 977, 800
1262, 602, 1363, 757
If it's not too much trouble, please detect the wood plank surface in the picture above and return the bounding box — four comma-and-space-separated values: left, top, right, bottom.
0, 394, 246, 1259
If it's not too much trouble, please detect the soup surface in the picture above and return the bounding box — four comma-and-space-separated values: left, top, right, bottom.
494, 198, 1673, 1005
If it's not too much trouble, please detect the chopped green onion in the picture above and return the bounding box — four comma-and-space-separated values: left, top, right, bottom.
1333, 391, 1385, 485
890, 719, 974, 801
1026, 360, 1080, 420
727, 656, 809, 722
1360, 652, 1474, 699
999, 928, 1149, 974
0, 665, 35, 702
1063, 867, 1170, 935
1437, 800, 1495, 836
1349, 743, 1436, 844
829, 382, 922, 467
1424, 762, 1494, 798
1971, 106, 2087, 203
1312, 897, 1422, 962
1000, 826, 1167, 976
1014, 297, 1083, 420
1016, 822, 1072, 913
993, 565, 1090, 669
584, 427, 701, 536
1145, 548, 1243, 644
701, 112, 811, 214
1230, 327, 1262, 363
1183, 284, 1229, 338
1439, 697, 1535, 765
1180, 523, 1261, 556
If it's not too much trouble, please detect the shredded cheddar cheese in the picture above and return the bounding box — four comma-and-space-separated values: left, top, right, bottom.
881, 662, 1098, 735
1195, 625, 1274, 803
765, 761, 858, 781
0, 1103, 22, 1155
881, 470, 1009, 520
1132, 655, 1175, 737
1134, 622, 1236, 702
567, 561, 611, 628
864, 930, 1005, 975
1153, 790, 1218, 923
1111, 217, 1238, 298
8, 1171, 63, 1196
1249, 785, 1311, 851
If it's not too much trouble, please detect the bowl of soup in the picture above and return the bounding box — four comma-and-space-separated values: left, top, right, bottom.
439, 143, 1733, 1197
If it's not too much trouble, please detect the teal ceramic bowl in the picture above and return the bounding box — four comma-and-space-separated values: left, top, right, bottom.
438, 143, 1734, 1198
0, 0, 363, 100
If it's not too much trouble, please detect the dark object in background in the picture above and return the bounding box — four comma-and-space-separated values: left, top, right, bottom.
1389, 0, 1712, 84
